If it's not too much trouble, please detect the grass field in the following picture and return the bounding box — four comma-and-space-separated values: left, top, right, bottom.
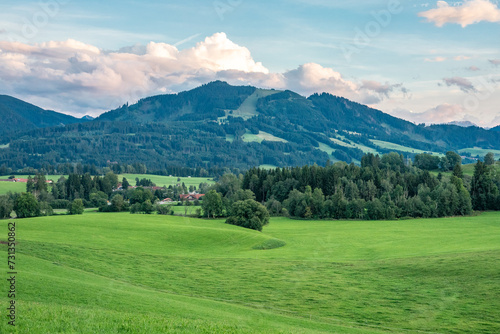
0, 174, 215, 195
370, 140, 444, 156
1, 212, 499, 333
459, 147, 500, 160
0, 181, 26, 195
117, 174, 215, 188
241, 131, 288, 144
330, 137, 380, 155
170, 205, 201, 216
219, 89, 280, 122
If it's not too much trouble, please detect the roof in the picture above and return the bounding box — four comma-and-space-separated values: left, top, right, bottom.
179, 194, 204, 200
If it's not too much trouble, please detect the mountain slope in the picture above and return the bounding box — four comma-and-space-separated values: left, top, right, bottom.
97, 81, 256, 123
0, 81, 499, 170
0, 95, 87, 134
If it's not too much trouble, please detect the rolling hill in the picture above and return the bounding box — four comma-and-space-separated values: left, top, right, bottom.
0, 81, 499, 170
1, 212, 499, 333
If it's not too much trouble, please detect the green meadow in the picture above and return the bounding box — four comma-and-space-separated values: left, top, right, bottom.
0, 182, 25, 195
116, 174, 215, 188
0, 174, 215, 195
1, 212, 500, 333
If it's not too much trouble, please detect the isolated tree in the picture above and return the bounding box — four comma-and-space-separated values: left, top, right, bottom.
484, 152, 495, 166
14, 193, 40, 218
226, 199, 270, 231
68, 199, 84, 215
202, 190, 223, 218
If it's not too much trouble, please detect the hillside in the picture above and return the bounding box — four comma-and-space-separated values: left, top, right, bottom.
0, 95, 87, 134
1, 212, 499, 333
0, 81, 499, 170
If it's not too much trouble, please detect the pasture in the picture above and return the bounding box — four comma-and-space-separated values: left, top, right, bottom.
1, 212, 499, 333
0, 174, 214, 196
117, 174, 214, 188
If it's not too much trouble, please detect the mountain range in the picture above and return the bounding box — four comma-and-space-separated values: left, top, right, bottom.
0, 81, 499, 170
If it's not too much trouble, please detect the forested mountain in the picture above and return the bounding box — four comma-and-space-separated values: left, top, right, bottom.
0, 81, 499, 171
0, 95, 88, 134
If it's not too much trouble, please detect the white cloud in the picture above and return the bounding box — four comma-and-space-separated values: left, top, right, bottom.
419, 0, 500, 27
0, 34, 405, 116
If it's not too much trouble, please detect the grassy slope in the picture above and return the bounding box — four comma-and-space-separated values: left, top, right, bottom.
330, 137, 379, 155
242, 131, 288, 144
1, 213, 500, 333
370, 140, 444, 156
459, 147, 500, 160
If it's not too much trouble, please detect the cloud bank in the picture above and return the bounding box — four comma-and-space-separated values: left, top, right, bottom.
392, 104, 468, 125
0, 33, 406, 116
419, 0, 500, 27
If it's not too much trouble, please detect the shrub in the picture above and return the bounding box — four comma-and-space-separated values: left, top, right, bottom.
68, 199, 84, 215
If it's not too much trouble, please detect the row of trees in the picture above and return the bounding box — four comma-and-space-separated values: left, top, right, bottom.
2, 152, 498, 232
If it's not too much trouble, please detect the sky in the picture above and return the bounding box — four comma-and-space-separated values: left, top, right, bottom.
0, 0, 499, 127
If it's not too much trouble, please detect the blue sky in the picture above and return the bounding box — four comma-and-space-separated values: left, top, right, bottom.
0, 0, 499, 126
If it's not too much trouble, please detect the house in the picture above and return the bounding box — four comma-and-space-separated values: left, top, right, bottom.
158, 198, 174, 205
179, 193, 204, 201
13, 178, 28, 183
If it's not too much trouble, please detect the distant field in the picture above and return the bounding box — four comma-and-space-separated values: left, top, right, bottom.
330, 137, 379, 154
117, 174, 214, 188
219, 89, 280, 122
241, 130, 288, 144
459, 147, 500, 160
170, 205, 201, 216
370, 140, 444, 156
259, 164, 278, 170
1, 212, 499, 333
0, 174, 214, 195
0, 181, 25, 195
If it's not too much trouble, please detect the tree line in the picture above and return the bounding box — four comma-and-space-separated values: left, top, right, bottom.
1, 152, 499, 232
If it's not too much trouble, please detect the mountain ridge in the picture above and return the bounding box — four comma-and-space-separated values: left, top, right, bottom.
0, 81, 498, 170
0, 94, 88, 134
